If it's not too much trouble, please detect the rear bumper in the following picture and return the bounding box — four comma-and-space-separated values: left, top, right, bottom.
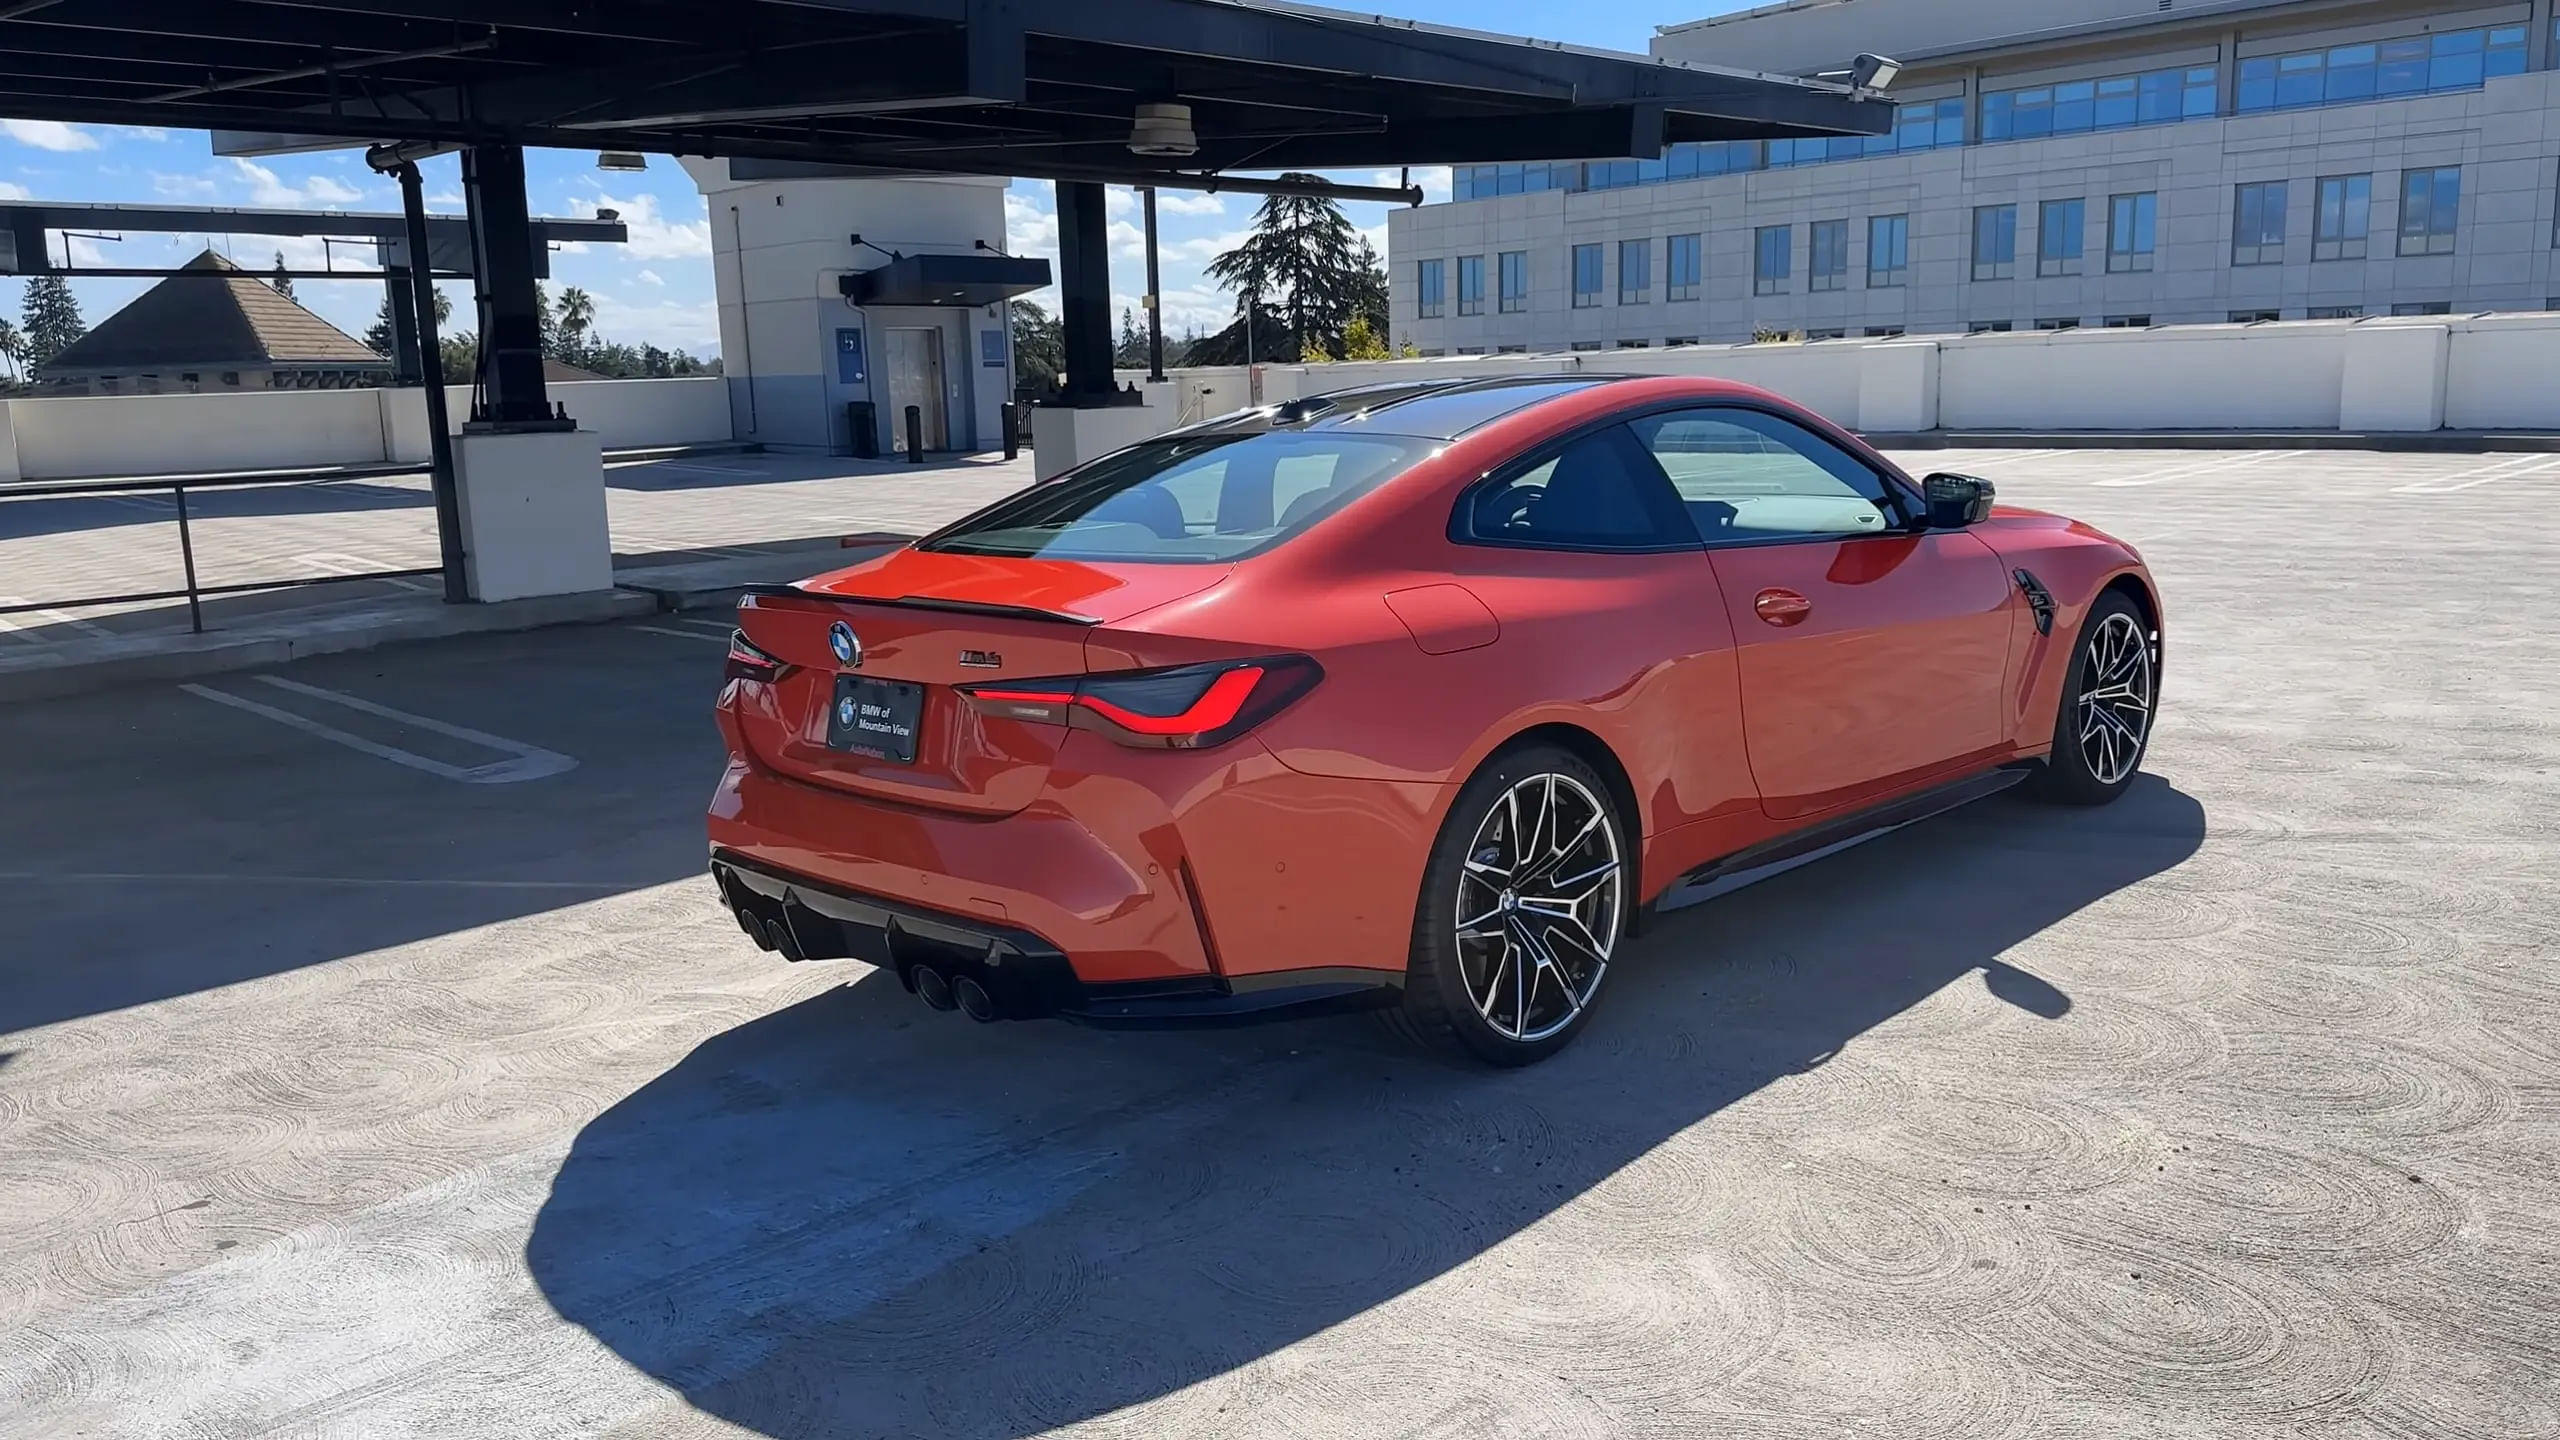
711, 850, 1397, 1026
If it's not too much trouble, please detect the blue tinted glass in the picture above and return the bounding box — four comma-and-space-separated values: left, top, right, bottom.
2378, 38, 2428, 94
2277, 51, 2325, 107
2431, 169, 2461, 233
2488, 27, 2527, 77
1983, 91, 2014, 140
1937, 100, 1967, 146
1638, 155, 1668, 183
2137, 71, 2178, 123
2238, 57, 2277, 111
2095, 76, 2138, 129
2053, 80, 2096, 132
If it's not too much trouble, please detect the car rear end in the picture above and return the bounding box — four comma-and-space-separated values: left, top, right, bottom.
706, 423, 1439, 1024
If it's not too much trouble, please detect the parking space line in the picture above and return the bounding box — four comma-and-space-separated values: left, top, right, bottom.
633, 624, 731, 643
2093, 451, 2300, 487
2390, 455, 2560, 494
180, 676, 577, 785
0, 871, 632, 890
295, 552, 437, 594
0, 595, 113, 641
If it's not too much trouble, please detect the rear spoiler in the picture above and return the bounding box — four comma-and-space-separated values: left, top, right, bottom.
738, 584, 1102, 627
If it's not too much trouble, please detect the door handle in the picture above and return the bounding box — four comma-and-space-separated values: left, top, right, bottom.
1754, 588, 1813, 627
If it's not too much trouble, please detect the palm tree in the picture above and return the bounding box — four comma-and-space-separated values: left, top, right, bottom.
557, 286, 596, 359
0, 317, 25, 382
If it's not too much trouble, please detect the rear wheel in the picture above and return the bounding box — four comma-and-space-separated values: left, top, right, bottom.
2034, 590, 2157, 806
1391, 746, 1629, 1066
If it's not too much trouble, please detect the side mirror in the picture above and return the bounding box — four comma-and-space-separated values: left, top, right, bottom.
1923, 472, 1996, 528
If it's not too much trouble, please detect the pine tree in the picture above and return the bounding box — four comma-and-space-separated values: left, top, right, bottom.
270, 250, 296, 301
1199, 176, 1385, 364
21, 275, 86, 374
362, 287, 454, 357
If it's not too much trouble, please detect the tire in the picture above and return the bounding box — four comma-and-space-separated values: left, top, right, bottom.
1388, 744, 1632, 1066
2033, 589, 2158, 807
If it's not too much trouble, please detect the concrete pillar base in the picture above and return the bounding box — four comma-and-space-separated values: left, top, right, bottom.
453, 428, 612, 602
1029, 399, 1172, 480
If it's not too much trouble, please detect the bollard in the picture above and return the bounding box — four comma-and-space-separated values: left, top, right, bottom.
1001, 402, 1021, 461
904, 405, 924, 464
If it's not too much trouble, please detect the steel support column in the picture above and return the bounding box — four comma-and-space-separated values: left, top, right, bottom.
1143, 186, 1166, 382
383, 270, 423, 386
393, 162, 468, 604
1053, 180, 1127, 407
460, 144, 564, 430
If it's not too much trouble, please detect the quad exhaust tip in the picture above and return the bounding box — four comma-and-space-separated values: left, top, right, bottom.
952, 974, 998, 1022
913, 965, 958, 1011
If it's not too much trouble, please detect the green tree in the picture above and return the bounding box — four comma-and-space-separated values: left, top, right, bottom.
270, 250, 296, 301
437, 332, 478, 381
0, 316, 25, 381
362, 286, 454, 357
1010, 299, 1063, 395
1198, 176, 1385, 363
1337, 313, 1390, 361
1114, 306, 1149, 368
557, 286, 596, 363
21, 275, 85, 374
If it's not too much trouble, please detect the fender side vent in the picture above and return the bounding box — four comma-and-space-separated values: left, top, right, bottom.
2014, 569, 2056, 636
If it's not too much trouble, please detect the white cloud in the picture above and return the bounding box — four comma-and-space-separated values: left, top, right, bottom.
302, 173, 365, 205
1, 119, 97, 152
0, 180, 26, 201
1004, 187, 1058, 259
637, 268, 665, 287
1155, 190, 1228, 217
587, 292, 720, 354
108, 125, 171, 143
585, 190, 711, 260
428, 189, 465, 208
152, 172, 218, 199
228, 157, 367, 209
1162, 228, 1253, 264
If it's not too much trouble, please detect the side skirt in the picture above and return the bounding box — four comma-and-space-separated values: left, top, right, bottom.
1654, 764, 2034, 914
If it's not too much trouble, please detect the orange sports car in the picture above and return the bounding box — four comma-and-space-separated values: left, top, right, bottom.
708, 376, 2160, 1065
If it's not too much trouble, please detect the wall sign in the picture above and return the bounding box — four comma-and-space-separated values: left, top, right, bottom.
834, 327, 867, 385
981, 329, 1008, 368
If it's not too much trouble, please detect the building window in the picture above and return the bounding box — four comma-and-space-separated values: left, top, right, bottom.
1768, 97, 1965, 166
2038, 199, 2085, 277
1617, 338, 1650, 348
1864, 326, 1906, 338
2236, 25, 2528, 114
1973, 205, 2017, 281
1754, 225, 1791, 296
1665, 336, 1700, 347
1868, 214, 1910, 287
1983, 64, 2217, 141
1667, 233, 1702, 302
1619, 239, 1651, 304
1456, 254, 1485, 316
2231, 309, 2283, 323
1804, 328, 1848, 341
2232, 181, 2288, 266
1416, 259, 1445, 318
1968, 320, 2014, 334
1499, 250, 1528, 312
2036, 317, 2082, 331
2309, 305, 2365, 320
1496, 344, 1529, 353
2391, 301, 2453, 316
1572, 244, 1604, 308
1808, 220, 1848, 292
2107, 193, 2157, 274
1569, 340, 1604, 352
2103, 315, 2152, 328
2400, 167, 2460, 256
2314, 175, 2371, 261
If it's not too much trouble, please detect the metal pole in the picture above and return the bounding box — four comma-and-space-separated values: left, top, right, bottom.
396, 161, 469, 604
173, 485, 203, 634
905, 405, 924, 464
1001, 402, 1020, 461
1143, 187, 1166, 382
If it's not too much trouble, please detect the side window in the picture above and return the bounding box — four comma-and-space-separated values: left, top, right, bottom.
1627, 409, 1905, 543
1457, 426, 1691, 550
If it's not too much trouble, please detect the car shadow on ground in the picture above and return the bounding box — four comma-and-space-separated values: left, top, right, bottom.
528, 778, 2204, 1439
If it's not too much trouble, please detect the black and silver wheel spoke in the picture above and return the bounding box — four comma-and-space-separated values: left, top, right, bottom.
2074, 612, 2154, 786
1454, 770, 1622, 1044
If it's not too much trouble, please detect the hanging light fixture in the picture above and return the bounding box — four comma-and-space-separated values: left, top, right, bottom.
1128, 103, 1198, 158
596, 151, 649, 172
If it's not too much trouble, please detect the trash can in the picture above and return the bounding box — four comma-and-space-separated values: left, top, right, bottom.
844, 400, 879, 459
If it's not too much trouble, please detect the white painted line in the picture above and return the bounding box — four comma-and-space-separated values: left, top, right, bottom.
2092, 450, 2301, 488
295, 552, 437, 594
180, 676, 577, 785
0, 871, 631, 890
0, 595, 113, 642
658, 462, 765, 476
2390, 455, 2560, 494
632, 624, 730, 643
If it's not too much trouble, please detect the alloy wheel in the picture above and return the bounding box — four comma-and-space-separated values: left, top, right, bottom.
1454, 772, 1623, 1043
2076, 611, 2154, 786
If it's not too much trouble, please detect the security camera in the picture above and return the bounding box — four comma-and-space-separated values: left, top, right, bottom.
1851, 54, 1903, 92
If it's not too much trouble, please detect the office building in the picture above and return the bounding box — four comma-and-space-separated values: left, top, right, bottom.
1390, 0, 2560, 352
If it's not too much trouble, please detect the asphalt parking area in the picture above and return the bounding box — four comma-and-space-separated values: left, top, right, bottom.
3, 449, 2555, 1438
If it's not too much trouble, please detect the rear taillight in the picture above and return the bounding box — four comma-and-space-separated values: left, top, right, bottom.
960, 656, 1321, 750
725, 629, 794, 684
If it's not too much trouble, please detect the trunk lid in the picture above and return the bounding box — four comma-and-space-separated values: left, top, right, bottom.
732, 549, 1230, 815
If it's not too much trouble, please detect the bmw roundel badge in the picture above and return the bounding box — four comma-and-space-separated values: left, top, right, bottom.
837, 695, 859, 727
828, 621, 862, 668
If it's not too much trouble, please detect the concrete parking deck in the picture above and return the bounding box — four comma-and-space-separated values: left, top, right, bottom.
2, 449, 2555, 1438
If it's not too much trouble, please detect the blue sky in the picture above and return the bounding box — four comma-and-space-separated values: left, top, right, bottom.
0, 2, 1753, 359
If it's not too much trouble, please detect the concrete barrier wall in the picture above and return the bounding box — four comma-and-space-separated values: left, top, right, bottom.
0, 376, 737, 482
2443, 313, 2560, 430
1938, 324, 2350, 431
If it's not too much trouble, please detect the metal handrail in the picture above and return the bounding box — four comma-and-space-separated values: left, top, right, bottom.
0, 467, 445, 635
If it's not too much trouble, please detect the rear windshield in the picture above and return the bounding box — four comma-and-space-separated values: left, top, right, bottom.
923, 432, 1436, 562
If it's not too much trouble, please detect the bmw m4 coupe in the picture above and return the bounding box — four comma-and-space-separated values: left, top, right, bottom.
709, 376, 2161, 1065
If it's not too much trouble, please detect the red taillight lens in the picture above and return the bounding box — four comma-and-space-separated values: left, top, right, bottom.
724, 629, 793, 684
959, 656, 1321, 749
